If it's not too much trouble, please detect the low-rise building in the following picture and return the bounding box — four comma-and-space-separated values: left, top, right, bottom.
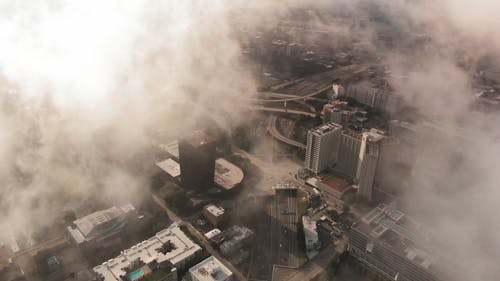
317, 175, 352, 203
219, 226, 254, 257
203, 205, 225, 227
302, 216, 320, 259
189, 256, 233, 281
204, 229, 222, 240
93, 224, 202, 281
67, 204, 136, 246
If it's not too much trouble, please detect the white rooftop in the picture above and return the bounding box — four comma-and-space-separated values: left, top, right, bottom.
214, 158, 244, 190
159, 141, 179, 158
93, 224, 201, 281
189, 256, 233, 281
310, 122, 342, 136
205, 204, 225, 217
204, 229, 222, 240
68, 204, 135, 243
156, 158, 181, 178
302, 216, 319, 259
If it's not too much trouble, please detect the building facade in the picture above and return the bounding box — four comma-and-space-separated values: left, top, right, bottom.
355, 130, 384, 201
333, 130, 362, 179
304, 123, 343, 174
203, 204, 225, 227
349, 205, 445, 281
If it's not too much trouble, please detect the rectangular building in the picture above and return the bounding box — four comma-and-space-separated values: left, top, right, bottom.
355, 130, 384, 201
302, 216, 320, 259
317, 175, 352, 203
334, 130, 362, 179
189, 256, 233, 281
93, 224, 202, 281
349, 205, 445, 281
179, 131, 216, 191
67, 204, 135, 246
304, 123, 343, 174
203, 204, 225, 227
219, 226, 254, 257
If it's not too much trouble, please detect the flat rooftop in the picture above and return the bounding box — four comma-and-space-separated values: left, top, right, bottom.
214, 158, 244, 190
320, 175, 351, 193
180, 131, 215, 148
93, 224, 201, 281
205, 204, 225, 216
310, 122, 342, 136
365, 129, 384, 142
353, 204, 439, 272
159, 140, 179, 159
156, 158, 181, 178
68, 204, 134, 244
189, 256, 233, 281
155, 157, 243, 190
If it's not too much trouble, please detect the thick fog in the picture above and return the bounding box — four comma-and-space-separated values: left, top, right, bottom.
0, 0, 256, 238
1, 1, 500, 280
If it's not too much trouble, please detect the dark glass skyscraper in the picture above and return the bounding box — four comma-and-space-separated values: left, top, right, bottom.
179, 131, 216, 191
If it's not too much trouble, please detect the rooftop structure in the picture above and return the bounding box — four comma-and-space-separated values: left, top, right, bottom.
93, 224, 202, 281
349, 204, 445, 281
302, 216, 320, 259
317, 175, 352, 203
204, 229, 222, 240
214, 158, 244, 190
204, 205, 224, 217
203, 204, 225, 227
156, 158, 181, 178
305, 123, 343, 174
67, 204, 135, 245
219, 226, 254, 256
189, 256, 233, 281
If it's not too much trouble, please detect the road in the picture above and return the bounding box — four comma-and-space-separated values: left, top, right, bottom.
152, 193, 182, 223
14, 236, 68, 257
151, 194, 248, 281
266, 115, 306, 149
251, 85, 331, 103
252, 105, 317, 117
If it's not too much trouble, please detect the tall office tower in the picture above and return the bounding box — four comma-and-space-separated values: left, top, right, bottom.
334, 130, 362, 179
355, 129, 384, 201
349, 205, 450, 281
179, 131, 216, 191
304, 123, 343, 174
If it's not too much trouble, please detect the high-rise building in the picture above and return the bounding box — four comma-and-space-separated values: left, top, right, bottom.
334, 130, 362, 179
355, 130, 384, 201
179, 131, 216, 191
304, 123, 343, 174
349, 204, 449, 281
